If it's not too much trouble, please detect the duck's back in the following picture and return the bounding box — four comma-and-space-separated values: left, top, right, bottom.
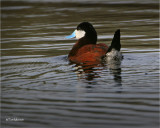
69, 43, 108, 63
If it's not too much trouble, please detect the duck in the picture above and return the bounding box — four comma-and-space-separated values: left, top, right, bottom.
66, 22, 122, 64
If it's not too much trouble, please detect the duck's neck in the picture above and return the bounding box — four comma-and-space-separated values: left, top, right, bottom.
68, 38, 96, 57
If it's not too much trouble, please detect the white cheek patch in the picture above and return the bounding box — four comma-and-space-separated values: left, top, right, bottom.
75, 30, 86, 39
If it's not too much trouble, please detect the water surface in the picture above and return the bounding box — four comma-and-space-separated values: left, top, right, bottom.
1, 0, 159, 128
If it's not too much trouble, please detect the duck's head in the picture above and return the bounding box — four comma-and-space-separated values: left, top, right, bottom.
66, 22, 97, 44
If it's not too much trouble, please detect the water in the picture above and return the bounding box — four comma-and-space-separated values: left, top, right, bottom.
1, 0, 159, 128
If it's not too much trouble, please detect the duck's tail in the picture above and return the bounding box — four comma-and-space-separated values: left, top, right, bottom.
106, 29, 122, 61
107, 29, 121, 52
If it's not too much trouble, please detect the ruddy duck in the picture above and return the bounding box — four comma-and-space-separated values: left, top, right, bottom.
66, 22, 122, 64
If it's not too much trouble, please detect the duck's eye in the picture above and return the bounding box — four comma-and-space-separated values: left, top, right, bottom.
75, 30, 86, 39
77, 27, 81, 30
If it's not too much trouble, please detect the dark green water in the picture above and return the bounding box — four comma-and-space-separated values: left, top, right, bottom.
1, 0, 159, 128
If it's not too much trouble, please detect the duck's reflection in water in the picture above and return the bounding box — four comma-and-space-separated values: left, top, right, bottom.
73, 63, 103, 85
72, 59, 122, 87
107, 60, 122, 87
